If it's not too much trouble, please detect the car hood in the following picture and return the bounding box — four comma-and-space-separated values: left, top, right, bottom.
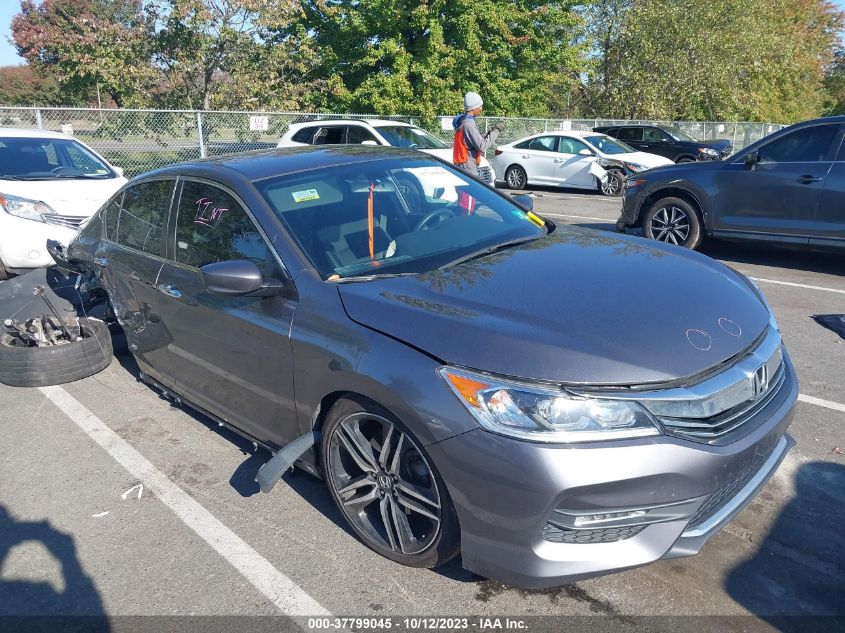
338, 227, 770, 386
611, 151, 674, 168
0, 177, 126, 217
420, 147, 491, 168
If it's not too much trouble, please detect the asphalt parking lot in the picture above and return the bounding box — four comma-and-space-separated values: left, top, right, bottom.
0, 188, 843, 631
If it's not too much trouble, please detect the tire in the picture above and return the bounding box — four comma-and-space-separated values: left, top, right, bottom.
642, 196, 703, 249
321, 396, 460, 569
676, 156, 696, 164
504, 165, 527, 190
598, 169, 624, 196
0, 318, 114, 387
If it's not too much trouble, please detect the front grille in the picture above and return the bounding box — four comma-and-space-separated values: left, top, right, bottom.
479, 166, 493, 184
543, 523, 646, 544
43, 213, 86, 230
688, 437, 778, 528
659, 360, 786, 443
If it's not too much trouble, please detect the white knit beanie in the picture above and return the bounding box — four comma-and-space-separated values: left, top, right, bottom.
464, 91, 483, 112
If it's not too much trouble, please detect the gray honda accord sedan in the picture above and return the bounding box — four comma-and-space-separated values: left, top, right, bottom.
59, 146, 797, 588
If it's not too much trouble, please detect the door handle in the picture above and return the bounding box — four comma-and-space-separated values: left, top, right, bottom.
553, 159, 564, 163
94, 257, 109, 267
521, 155, 530, 159
157, 283, 182, 298
797, 175, 822, 184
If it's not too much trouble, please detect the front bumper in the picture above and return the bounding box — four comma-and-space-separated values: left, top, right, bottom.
427, 354, 798, 588
0, 213, 78, 270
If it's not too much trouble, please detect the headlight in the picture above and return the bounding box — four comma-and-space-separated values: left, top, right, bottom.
623, 162, 646, 172
439, 367, 661, 443
748, 277, 779, 332
0, 193, 53, 223
698, 148, 719, 158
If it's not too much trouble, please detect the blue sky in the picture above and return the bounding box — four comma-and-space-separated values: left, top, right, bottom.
2, 0, 845, 67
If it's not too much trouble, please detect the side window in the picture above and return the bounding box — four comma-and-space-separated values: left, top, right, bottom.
558, 137, 590, 155
291, 126, 317, 144
175, 180, 274, 275
759, 124, 840, 163
643, 127, 667, 142
347, 125, 378, 144
104, 193, 123, 241
313, 126, 345, 145
617, 127, 643, 142
116, 180, 173, 256
526, 136, 558, 152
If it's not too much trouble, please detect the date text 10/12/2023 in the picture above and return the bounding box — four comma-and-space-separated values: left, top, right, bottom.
307, 617, 528, 630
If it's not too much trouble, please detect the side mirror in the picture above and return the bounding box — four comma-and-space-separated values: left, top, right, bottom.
201, 260, 284, 297
511, 194, 534, 211
112, 165, 124, 177
578, 148, 594, 156
744, 150, 760, 170
360, 140, 379, 146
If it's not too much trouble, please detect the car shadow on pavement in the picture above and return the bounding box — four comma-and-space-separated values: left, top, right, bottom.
0, 505, 110, 630
725, 461, 845, 627
700, 241, 845, 277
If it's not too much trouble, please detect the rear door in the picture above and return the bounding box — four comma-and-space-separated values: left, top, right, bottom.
811, 131, 845, 248
154, 178, 299, 447
514, 135, 560, 184
616, 127, 645, 152
96, 178, 177, 387
713, 122, 841, 243
639, 126, 674, 159
553, 136, 596, 187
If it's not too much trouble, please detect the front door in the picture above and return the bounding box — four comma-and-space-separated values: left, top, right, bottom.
97, 179, 177, 387
154, 179, 299, 447
553, 136, 596, 188
712, 123, 841, 242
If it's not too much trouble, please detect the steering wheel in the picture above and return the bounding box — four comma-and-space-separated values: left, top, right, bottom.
413, 207, 454, 232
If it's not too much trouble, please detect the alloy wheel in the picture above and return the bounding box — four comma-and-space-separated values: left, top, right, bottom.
650, 206, 691, 245
601, 172, 621, 196
507, 167, 525, 189
328, 413, 442, 556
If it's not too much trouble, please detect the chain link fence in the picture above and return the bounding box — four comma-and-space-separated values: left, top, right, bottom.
0, 106, 785, 178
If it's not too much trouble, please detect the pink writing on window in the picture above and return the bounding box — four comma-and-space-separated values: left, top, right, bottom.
194, 197, 228, 226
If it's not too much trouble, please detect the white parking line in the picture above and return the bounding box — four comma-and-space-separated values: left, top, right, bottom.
750, 277, 845, 295
798, 393, 845, 414
38, 385, 330, 618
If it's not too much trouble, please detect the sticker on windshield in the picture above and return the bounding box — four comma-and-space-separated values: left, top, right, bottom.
292, 188, 320, 203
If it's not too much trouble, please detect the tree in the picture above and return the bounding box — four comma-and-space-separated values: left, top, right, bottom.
582, 0, 843, 123
295, 0, 588, 117
11, 0, 156, 107
0, 64, 67, 106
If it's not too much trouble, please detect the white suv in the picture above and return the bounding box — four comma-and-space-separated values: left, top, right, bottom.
277, 119, 496, 185
0, 128, 127, 280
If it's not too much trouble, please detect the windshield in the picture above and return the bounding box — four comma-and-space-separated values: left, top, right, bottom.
0, 137, 115, 180
584, 135, 635, 155
258, 159, 547, 279
666, 128, 699, 142
373, 126, 447, 149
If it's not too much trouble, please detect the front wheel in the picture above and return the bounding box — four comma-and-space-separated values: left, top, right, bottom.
321, 397, 460, 568
598, 169, 624, 196
642, 197, 703, 249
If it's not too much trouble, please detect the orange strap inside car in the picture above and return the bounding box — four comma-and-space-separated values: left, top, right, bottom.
368, 182, 375, 260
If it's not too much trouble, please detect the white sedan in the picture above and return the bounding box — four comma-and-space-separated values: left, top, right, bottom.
492, 131, 673, 196
0, 128, 126, 280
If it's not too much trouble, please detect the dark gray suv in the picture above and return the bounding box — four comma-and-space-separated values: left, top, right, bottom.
619, 116, 845, 249
60, 146, 797, 588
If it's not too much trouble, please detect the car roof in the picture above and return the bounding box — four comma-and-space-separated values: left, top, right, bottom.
138, 145, 433, 182
0, 127, 74, 139
288, 119, 415, 130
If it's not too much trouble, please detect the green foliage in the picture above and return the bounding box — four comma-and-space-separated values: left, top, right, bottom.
0, 64, 69, 106
295, 0, 588, 116
582, 0, 843, 124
